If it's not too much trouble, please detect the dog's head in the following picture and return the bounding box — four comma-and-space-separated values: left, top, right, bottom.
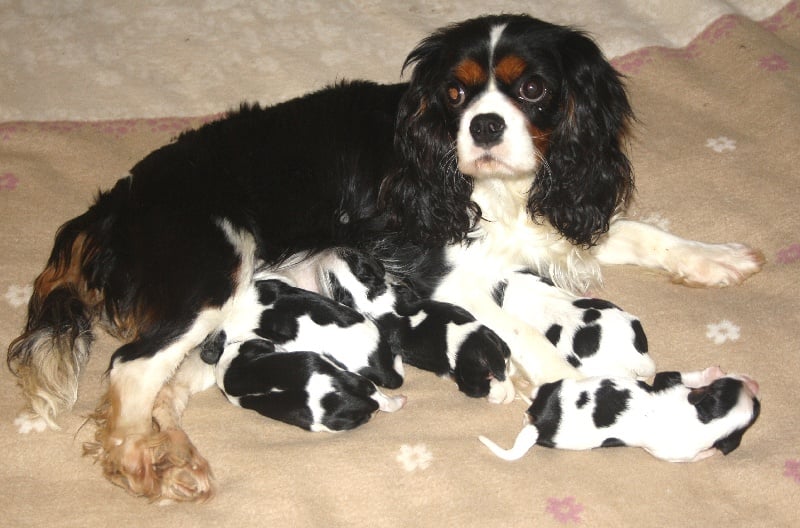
688, 374, 761, 455
387, 14, 633, 247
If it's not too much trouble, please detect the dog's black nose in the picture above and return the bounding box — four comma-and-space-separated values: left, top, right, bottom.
469, 113, 506, 147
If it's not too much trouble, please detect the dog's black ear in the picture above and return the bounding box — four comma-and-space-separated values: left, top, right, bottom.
528, 29, 634, 247
380, 38, 479, 246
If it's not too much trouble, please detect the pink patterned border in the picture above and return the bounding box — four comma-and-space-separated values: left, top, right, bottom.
0, 114, 224, 142
612, 0, 799, 74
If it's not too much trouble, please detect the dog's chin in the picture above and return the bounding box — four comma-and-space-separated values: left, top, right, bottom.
458, 153, 536, 180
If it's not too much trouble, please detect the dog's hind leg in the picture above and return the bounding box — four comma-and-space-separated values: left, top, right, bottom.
84, 317, 217, 502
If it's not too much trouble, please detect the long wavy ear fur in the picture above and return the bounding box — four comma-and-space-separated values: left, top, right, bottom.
528, 30, 634, 247
380, 33, 479, 246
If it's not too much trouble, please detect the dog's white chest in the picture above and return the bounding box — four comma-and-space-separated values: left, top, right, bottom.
454, 178, 600, 292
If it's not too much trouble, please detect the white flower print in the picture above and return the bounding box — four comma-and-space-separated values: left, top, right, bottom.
706, 136, 737, 153
706, 319, 740, 345
396, 443, 433, 472
4, 284, 32, 308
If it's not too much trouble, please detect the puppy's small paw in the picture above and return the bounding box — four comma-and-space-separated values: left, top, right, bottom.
376, 393, 407, 413
487, 378, 516, 404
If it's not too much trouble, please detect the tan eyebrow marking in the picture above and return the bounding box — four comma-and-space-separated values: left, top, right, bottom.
454, 58, 488, 86
495, 55, 528, 85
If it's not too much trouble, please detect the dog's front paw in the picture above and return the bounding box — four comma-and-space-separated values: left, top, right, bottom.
668, 242, 764, 288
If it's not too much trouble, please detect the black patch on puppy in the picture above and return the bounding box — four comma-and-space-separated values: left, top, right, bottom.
573, 298, 619, 310
582, 309, 601, 324
573, 325, 601, 358
339, 249, 388, 301
255, 279, 365, 343
631, 319, 648, 354
576, 391, 590, 409
491, 280, 508, 306
689, 377, 749, 424
592, 379, 630, 428
199, 330, 226, 364
327, 272, 356, 308
713, 399, 760, 455
526, 381, 564, 448
601, 437, 627, 448
567, 355, 582, 368
545, 324, 562, 345
649, 371, 684, 392
454, 326, 510, 398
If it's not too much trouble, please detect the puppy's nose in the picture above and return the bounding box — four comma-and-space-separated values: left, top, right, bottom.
469, 113, 506, 147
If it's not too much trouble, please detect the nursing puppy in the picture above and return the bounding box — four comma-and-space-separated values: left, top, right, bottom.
494, 270, 655, 378
213, 339, 405, 432
479, 367, 761, 462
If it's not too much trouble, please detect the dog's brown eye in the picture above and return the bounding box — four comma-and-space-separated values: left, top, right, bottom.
446, 82, 466, 107
519, 77, 547, 103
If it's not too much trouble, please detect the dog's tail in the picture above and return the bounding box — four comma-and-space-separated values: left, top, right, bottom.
478, 424, 540, 461
7, 178, 130, 430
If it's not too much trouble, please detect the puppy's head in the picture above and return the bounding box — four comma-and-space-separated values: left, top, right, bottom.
390, 14, 633, 247
688, 375, 761, 455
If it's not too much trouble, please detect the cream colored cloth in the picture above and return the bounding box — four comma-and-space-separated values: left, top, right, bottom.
0, 0, 788, 120
2, 2, 799, 527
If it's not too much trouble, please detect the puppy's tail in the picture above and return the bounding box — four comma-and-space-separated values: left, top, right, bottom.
478, 424, 540, 461
7, 178, 129, 430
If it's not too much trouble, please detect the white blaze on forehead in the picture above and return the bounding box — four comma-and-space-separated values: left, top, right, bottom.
489, 24, 507, 57
488, 24, 508, 90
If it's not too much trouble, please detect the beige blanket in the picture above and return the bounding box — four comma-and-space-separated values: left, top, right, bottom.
2, 2, 799, 526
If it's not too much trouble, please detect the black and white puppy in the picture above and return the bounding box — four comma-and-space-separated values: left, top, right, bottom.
479, 367, 761, 462
494, 270, 654, 378
213, 339, 405, 432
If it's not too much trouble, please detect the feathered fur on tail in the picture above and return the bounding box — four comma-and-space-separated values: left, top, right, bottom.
7, 179, 128, 429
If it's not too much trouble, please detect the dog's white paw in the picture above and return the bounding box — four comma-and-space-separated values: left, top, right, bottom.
668, 242, 764, 288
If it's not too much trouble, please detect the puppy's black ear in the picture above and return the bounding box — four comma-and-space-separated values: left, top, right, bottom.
529, 30, 634, 247
688, 386, 720, 424
713, 429, 745, 455
688, 387, 710, 406
380, 39, 479, 246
